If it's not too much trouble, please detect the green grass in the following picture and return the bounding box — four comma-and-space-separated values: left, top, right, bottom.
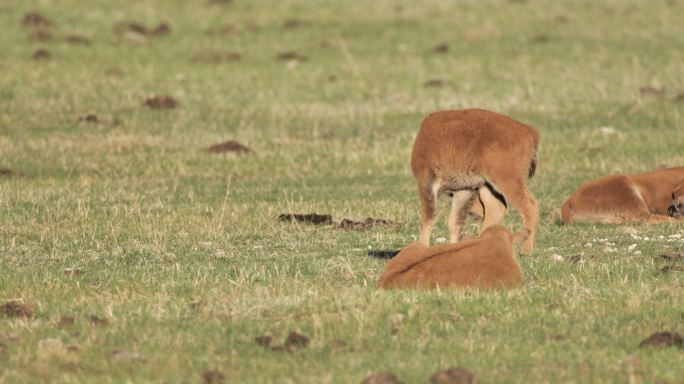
2, 0, 684, 382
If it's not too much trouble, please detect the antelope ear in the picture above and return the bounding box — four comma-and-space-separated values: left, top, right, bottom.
511, 229, 531, 244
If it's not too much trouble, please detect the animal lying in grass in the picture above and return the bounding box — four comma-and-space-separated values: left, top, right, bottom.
378, 225, 529, 290
411, 109, 539, 254
561, 167, 684, 224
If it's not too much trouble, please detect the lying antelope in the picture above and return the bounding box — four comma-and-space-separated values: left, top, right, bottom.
411, 109, 540, 254
378, 225, 529, 290
561, 167, 684, 224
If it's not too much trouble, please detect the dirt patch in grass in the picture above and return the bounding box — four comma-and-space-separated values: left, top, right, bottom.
283, 19, 302, 29
638, 332, 683, 349
339, 217, 395, 230
433, 43, 449, 53
22, 12, 53, 28
78, 114, 98, 124
675, 92, 684, 102
362, 372, 401, 384
277, 51, 308, 61
424, 79, 445, 88
31, 49, 51, 60
143, 95, 178, 110
284, 331, 309, 349
207, 140, 251, 154
430, 367, 478, 384
202, 370, 226, 383
114, 21, 171, 41
65, 34, 91, 45
89, 315, 109, 326
59, 315, 75, 327
28, 30, 53, 42
278, 213, 333, 225
106, 68, 125, 77
255, 335, 273, 347
2, 301, 35, 318
278, 213, 396, 229
529, 34, 550, 44
0, 169, 22, 178
639, 86, 665, 97
207, 23, 237, 35
192, 51, 242, 63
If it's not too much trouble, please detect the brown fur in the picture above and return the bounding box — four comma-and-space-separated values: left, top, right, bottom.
378, 225, 529, 290
561, 167, 684, 224
411, 109, 540, 254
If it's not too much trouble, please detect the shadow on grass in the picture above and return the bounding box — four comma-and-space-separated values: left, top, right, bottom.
367, 249, 400, 259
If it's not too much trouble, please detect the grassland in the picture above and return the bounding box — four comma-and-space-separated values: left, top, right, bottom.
1, 0, 684, 382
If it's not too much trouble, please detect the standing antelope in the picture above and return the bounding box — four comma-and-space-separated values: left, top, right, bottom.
378, 225, 529, 290
411, 109, 539, 254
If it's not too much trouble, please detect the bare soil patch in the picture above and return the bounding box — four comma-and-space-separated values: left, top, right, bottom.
433, 43, 449, 53
78, 114, 98, 124
202, 370, 226, 383
638, 332, 684, 349
276, 51, 308, 61
362, 372, 401, 384
58, 315, 75, 327
254, 335, 273, 347
65, 34, 91, 45
207, 140, 251, 154
339, 217, 395, 230
0, 169, 22, 178
430, 367, 478, 384
22, 12, 53, 28
284, 331, 309, 349
283, 19, 302, 29
28, 30, 53, 42
278, 213, 333, 225
31, 49, 52, 60
114, 21, 171, 41
424, 79, 445, 88
529, 34, 550, 44
143, 95, 178, 110
193, 51, 242, 63
2, 301, 35, 318
639, 86, 665, 97
89, 315, 109, 326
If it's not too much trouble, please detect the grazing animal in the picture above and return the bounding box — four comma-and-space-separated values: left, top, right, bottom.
378, 225, 529, 290
411, 109, 540, 254
561, 167, 684, 224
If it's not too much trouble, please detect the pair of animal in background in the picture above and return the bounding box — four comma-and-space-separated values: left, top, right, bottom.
380, 109, 684, 290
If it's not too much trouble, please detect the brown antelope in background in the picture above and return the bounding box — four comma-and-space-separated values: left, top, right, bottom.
411, 109, 540, 254
378, 225, 529, 290
561, 167, 684, 224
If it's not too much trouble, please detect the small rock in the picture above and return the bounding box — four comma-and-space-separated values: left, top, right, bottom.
435, 237, 447, 244
143, 95, 178, 110
627, 244, 638, 252
550, 254, 564, 262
